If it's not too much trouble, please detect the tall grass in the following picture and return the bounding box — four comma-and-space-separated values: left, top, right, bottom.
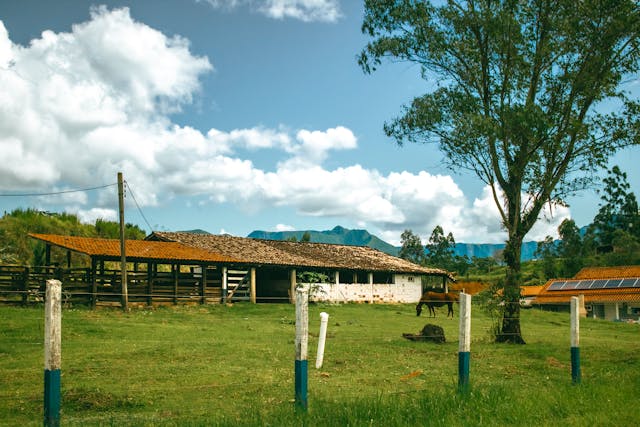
1, 303, 638, 426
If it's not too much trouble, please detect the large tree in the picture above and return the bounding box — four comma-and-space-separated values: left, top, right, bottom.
399, 229, 425, 264
360, 0, 640, 343
591, 165, 640, 247
425, 225, 456, 269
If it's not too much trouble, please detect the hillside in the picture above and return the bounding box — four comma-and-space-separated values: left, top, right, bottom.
248, 225, 540, 261
248, 225, 399, 255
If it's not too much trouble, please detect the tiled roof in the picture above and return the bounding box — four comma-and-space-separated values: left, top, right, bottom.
534, 288, 640, 304
29, 233, 240, 264
149, 231, 455, 278
534, 265, 640, 305
574, 265, 640, 279
520, 285, 544, 297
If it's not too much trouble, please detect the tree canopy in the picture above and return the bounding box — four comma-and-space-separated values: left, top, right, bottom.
360, 0, 640, 343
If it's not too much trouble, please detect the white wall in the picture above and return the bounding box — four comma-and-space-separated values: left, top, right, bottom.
306, 281, 423, 303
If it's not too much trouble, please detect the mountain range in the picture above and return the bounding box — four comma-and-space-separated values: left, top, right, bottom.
247, 225, 540, 261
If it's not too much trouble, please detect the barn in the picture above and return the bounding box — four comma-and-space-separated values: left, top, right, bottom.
20, 232, 454, 307
146, 231, 455, 304
534, 266, 640, 321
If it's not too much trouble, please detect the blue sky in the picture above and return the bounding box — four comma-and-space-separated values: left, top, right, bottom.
0, 0, 638, 245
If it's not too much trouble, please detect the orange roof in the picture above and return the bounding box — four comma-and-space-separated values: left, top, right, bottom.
29, 234, 240, 264
520, 285, 544, 297
534, 265, 640, 305
574, 265, 640, 280
534, 288, 640, 304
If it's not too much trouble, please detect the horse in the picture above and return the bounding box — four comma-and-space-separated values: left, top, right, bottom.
416, 291, 458, 318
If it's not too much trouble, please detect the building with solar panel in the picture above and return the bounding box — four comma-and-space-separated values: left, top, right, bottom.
534, 266, 640, 322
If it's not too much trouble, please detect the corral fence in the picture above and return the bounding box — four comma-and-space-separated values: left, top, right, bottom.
0, 264, 225, 307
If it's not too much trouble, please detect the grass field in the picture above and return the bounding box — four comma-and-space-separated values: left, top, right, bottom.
1, 302, 639, 426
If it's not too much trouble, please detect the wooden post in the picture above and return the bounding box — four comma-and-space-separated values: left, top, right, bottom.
458, 292, 471, 394
222, 266, 228, 304
201, 264, 208, 304
147, 263, 154, 306
570, 296, 581, 384
91, 258, 97, 308
117, 172, 128, 311
315, 312, 329, 369
290, 269, 297, 304
295, 288, 309, 411
173, 264, 179, 305
250, 267, 256, 304
21, 267, 29, 305
44, 279, 61, 427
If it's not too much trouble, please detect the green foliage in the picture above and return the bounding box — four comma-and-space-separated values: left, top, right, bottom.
0, 208, 145, 267
398, 229, 424, 264
535, 236, 557, 280
590, 165, 640, 248
425, 225, 456, 269
557, 219, 585, 277
360, 0, 640, 342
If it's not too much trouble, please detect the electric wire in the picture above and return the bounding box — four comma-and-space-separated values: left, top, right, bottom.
0, 182, 117, 197
124, 181, 154, 233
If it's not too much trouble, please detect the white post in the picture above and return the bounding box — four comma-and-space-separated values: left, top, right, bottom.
222, 266, 228, 303
316, 312, 329, 369
295, 288, 309, 410
458, 292, 471, 393
570, 296, 581, 384
44, 279, 62, 426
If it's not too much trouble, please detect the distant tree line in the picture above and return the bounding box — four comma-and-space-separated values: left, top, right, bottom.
400, 166, 640, 281
536, 166, 640, 279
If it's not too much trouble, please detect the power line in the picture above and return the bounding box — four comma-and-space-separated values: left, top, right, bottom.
125, 181, 154, 233
0, 183, 117, 197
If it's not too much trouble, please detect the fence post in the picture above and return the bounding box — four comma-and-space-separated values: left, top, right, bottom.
458, 292, 471, 394
315, 312, 329, 369
44, 279, 62, 427
295, 288, 309, 411
570, 296, 581, 384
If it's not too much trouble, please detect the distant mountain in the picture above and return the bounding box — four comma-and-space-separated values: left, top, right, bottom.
248, 226, 400, 255
248, 225, 541, 261
180, 229, 211, 234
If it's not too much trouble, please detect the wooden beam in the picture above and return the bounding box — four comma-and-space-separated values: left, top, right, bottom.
250, 267, 256, 304
290, 269, 297, 304
201, 264, 208, 304
91, 258, 97, 308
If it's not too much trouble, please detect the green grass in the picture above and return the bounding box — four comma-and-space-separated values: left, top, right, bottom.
1, 303, 638, 426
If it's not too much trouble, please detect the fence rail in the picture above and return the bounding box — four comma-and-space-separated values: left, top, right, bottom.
0, 265, 224, 307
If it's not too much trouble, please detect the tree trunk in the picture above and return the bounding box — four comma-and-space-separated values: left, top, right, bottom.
496, 236, 526, 344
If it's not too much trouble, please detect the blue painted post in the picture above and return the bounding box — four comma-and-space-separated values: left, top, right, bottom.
458, 292, 471, 394
295, 288, 309, 411
44, 279, 62, 427
570, 296, 581, 384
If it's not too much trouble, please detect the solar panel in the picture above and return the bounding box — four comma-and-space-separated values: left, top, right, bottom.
604, 279, 622, 288
547, 281, 566, 291
547, 277, 640, 291
575, 280, 594, 290
590, 279, 608, 289
563, 280, 581, 290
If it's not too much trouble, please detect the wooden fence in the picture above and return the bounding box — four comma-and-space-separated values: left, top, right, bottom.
0, 265, 232, 307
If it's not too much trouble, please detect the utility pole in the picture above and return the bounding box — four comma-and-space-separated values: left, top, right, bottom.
118, 172, 128, 311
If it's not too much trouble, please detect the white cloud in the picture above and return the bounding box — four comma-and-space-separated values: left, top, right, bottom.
259, 0, 342, 22
197, 0, 342, 22
0, 8, 572, 245
275, 223, 295, 231
73, 208, 117, 224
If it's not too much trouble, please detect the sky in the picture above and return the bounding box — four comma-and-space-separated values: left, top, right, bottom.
0, 0, 638, 246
